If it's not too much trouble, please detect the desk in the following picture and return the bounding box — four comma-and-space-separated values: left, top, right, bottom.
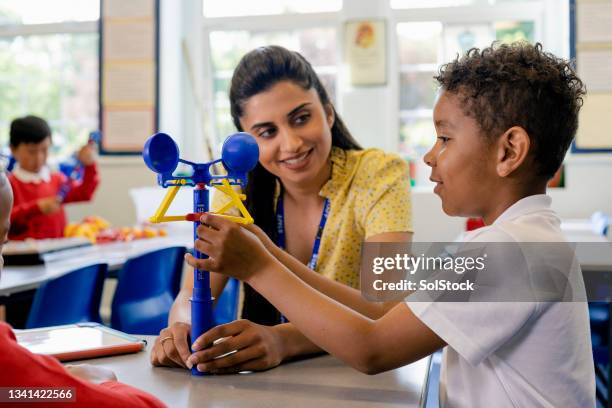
81, 336, 430, 408
0, 236, 191, 297
561, 227, 612, 274
574, 241, 612, 273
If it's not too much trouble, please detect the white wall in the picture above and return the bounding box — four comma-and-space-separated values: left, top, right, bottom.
67, 0, 204, 227
70, 0, 612, 240
410, 157, 612, 242
66, 157, 154, 226
336, 0, 612, 242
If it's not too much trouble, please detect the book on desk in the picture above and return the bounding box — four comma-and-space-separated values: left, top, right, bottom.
1, 237, 92, 265
14, 323, 146, 362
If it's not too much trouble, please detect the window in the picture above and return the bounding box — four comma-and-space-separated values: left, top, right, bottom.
391, 0, 531, 8
208, 28, 338, 145
203, 0, 341, 18
0, 0, 99, 158
199, 0, 559, 185
203, 1, 341, 147
394, 3, 538, 186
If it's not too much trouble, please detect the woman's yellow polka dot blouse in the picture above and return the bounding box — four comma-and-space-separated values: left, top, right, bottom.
278, 146, 413, 289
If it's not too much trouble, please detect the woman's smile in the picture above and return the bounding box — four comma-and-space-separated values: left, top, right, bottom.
279, 148, 314, 171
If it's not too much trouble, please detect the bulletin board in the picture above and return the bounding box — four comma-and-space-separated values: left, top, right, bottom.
570, 0, 612, 153
99, 0, 160, 154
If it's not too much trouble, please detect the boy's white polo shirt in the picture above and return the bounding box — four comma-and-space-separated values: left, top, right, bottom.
407, 194, 595, 408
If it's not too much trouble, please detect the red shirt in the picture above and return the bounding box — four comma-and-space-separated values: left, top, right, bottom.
8, 164, 100, 240
0, 322, 165, 408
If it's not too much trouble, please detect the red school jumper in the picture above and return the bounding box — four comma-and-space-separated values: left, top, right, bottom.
0, 322, 165, 407
8, 164, 100, 240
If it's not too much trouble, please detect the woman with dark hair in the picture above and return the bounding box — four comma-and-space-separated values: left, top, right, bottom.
151, 45, 413, 373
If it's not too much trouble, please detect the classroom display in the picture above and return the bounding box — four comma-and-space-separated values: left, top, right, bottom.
143, 131, 259, 376
100, 0, 159, 153
571, 0, 612, 152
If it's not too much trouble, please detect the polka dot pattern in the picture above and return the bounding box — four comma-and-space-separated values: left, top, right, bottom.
314, 147, 413, 289
212, 147, 413, 291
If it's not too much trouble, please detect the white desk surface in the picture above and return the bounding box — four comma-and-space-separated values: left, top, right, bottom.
562, 229, 612, 273
0, 236, 192, 297
572, 242, 612, 272
81, 336, 430, 408
2, 221, 611, 296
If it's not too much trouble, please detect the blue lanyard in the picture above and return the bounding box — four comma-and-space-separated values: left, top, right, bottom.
276, 194, 330, 324
276, 195, 330, 270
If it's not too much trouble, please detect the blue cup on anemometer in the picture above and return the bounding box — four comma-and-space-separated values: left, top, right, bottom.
143, 131, 259, 376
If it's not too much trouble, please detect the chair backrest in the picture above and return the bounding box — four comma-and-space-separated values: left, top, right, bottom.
111, 246, 186, 334
26, 263, 108, 329
214, 278, 240, 325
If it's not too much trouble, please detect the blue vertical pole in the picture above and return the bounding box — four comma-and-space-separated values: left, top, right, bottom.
190, 183, 215, 376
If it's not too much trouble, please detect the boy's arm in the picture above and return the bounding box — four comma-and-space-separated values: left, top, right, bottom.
63, 164, 100, 203
193, 260, 445, 374
169, 265, 322, 361
223, 231, 411, 361
256, 228, 410, 319
188, 219, 424, 371
10, 200, 42, 224
8, 178, 43, 224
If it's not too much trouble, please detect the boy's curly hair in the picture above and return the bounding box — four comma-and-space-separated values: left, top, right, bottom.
435, 42, 586, 179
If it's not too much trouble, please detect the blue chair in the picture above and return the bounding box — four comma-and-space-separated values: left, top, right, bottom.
111, 246, 186, 335
214, 278, 240, 325
26, 263, 108, 329
586, 212, 611, 407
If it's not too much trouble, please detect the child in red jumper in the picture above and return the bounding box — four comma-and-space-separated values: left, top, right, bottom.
0, 171, 165, 407
8, 115, 100, 240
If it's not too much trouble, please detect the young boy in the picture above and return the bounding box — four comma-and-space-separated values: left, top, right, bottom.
183, 42, 595, 407
0, 171, 164, 407
8, 115, 99, 240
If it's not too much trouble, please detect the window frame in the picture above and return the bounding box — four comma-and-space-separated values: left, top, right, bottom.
389, 1, 548, 187
201, 1, 564, 173
201, 11, 342, 150
0, 19, 99, 156
0, 21, 97, 37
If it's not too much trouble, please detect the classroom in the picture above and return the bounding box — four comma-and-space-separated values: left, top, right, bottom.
1, 0, 611, 407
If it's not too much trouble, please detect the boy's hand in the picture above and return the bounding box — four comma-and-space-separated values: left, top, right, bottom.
243, 223, 280, 257
37, 197, 61, 214
187, 319, 285, 374
184, 214, 275, 283
65, 364, 117, 384
77, 143, 97, 166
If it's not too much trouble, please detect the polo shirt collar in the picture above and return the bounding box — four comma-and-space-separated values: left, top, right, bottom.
493, 194, 552, 225
12, 164, 51, 184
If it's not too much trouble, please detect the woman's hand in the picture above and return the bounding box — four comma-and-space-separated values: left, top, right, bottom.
186, 319, 285, 374
185, 214, 276, 283
65, 364, 117, 384
150, 322, 192, 368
